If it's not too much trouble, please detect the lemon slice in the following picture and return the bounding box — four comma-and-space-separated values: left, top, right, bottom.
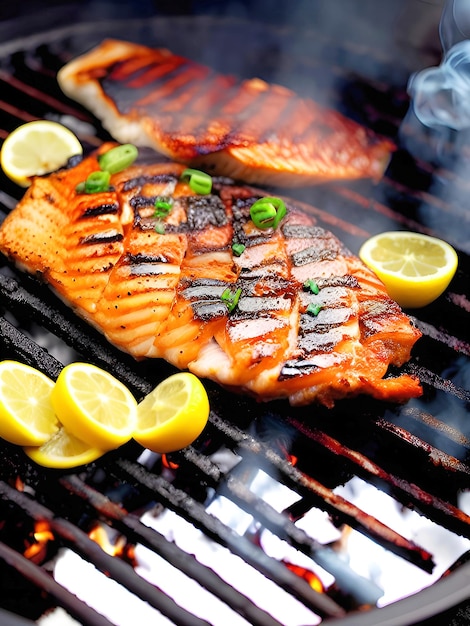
0, 360, 59, 446
24, 427, 104, 469
51, 362, 137, 451
1, 120, 83, 186
359, 231, 458, 308
134, 372, 210, 453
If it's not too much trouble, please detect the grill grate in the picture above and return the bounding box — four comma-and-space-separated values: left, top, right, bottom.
0, 15, 469, 626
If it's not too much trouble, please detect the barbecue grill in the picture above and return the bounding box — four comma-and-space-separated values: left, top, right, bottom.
1, 2, 470, 625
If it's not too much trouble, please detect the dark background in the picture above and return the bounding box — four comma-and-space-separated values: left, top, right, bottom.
0, 0, 445, 66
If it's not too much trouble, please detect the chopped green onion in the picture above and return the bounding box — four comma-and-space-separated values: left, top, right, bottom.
250, 197, 287, 229
232, 242, 246, 257
155, 221, 165, 235
306, 303, 322, 316
221, 287, 242, 313
154, 196, 173, 218
98, 144, 139, 174
76, 170, 111, 194
180, 168, 212, 194
303, 278, 320, 294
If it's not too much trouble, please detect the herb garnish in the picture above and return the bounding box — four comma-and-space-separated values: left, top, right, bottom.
306, 303, 322, 316
232, 242, 246, 257
98, 144, 138, 174
153, 196, 174, 234
180, 168, 212, 195
250, 197, 287, 230
75, 144, 139, 194
303, 278, 320, 295
221, 287, 242, 313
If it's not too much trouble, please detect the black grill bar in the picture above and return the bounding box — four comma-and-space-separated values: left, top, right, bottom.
286, 415, 470, 538
114, 457, 349, 618
0, 315, 63, 379
156, 447, 389, 603
192, 414, 434, 573
0, 542, 115, 626
0, 481, 217, 626
59, 474, 324, 626
0, 272, 153, 397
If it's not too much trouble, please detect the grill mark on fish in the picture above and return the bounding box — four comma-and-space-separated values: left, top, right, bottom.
130, 195, 162, 210
283, 224, 329, 239
181, 279, 227, 301
80, 230, 123, 244
300, 307, 353, 333
186, 195, 228, 230
81, 202, 119, 217
192, 301, 228, 321
102, 57, 188, 113
297, 327, 345, 353
291, 246, 339, 266
127, 252, 173, 265
315, 275, 360, 289
123, 173, 177, 191
125, 252, 177, 276
187, 75, 238, 120
280, 353, 349, 378
134, 65, 212, 110
182, 278, 229, 321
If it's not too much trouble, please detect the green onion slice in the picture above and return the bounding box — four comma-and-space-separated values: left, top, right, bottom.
180, 168, 212, 195
232, 242, 246, 257
154, 196, 173, 218
98, 144, 139, 174
250, 197, 287, 229
155, 221, 165, 235
221, 287, 242, 313
303, 279, 320, 295
306, 303, 322, 316
78, 170, 111, 194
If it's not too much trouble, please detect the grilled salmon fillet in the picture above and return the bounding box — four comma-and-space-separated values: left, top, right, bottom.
57, 39, 394, 187
0, 144, 422, 406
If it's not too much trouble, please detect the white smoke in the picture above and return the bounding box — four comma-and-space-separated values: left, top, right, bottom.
408, 0, 470, 130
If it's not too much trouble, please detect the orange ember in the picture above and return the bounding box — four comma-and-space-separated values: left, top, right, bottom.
88, 523, 136, 565
284, 561, 325, 594
162, 454, 179, 470
24, 520, 54, 561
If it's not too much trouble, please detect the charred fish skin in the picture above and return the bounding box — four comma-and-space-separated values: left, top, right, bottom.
0, 146, 422, 406
57, 39, 394, 187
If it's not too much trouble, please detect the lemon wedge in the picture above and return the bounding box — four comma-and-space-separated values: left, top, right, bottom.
0, 360, 59, 446
51, 362, 137, 451
24, 427, 104, 469
359, 231, 458, 308
1, 120, 83, 186
134, 372, 210, 453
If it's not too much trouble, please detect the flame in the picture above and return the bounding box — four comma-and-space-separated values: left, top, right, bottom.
278, 441, 298, 467
89, 524, 127, 557
283, 561, 325, 594
24, 520, 54, 560
162, 454, 179, 470
88, 523, 136, 565
15, 476, 25, 491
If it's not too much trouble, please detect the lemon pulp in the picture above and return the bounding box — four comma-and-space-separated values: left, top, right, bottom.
24, 427, 104, 469
51, 362, 137, 451
1, 120, 83, 186
359, 231, 458, 308
0, 360, 59, 446
134, 372, 210, 453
